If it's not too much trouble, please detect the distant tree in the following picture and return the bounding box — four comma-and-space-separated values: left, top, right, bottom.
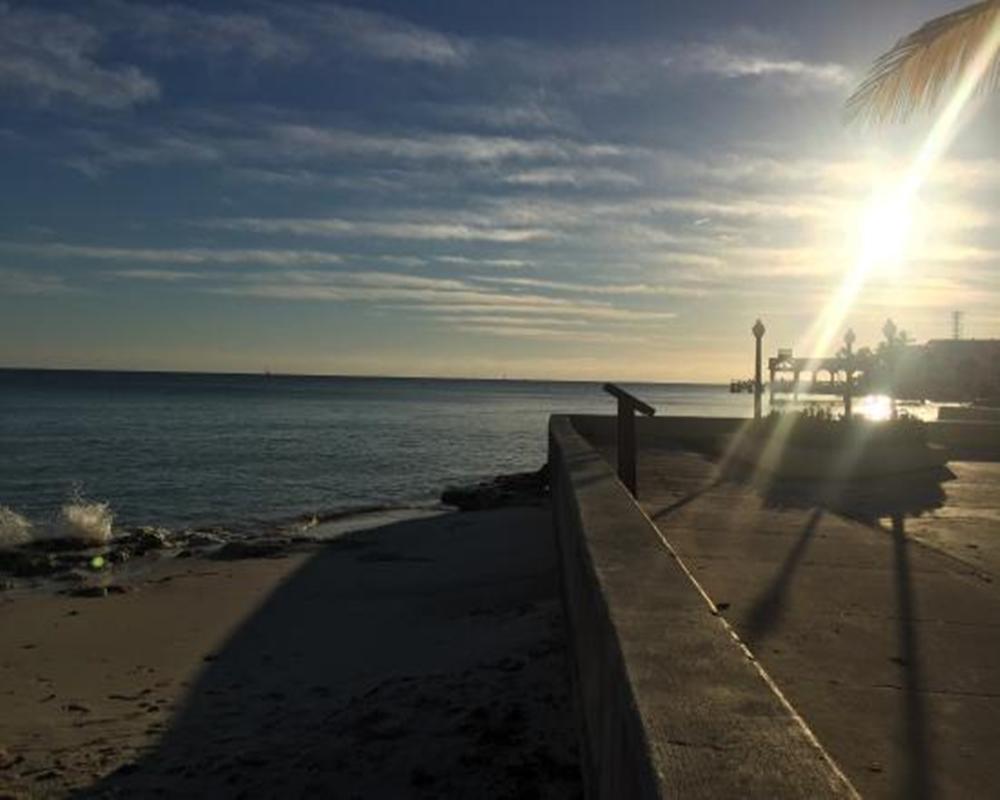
846, 1, 1000, 123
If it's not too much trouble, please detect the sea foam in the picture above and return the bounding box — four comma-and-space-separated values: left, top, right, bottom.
0, 506, 32, 547
55, 499, 114, 545
0, 496, 114, 548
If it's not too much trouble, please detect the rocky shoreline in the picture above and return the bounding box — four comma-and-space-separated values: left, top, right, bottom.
440, 465, 549, 512
0, 466, 550, 591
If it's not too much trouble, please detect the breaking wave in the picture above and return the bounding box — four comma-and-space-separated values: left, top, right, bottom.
0, 506, 32, 547
0, 495, 114, 548
54, 498, 114, 545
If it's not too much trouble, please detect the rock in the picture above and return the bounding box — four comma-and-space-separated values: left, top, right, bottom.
211, 539, 292, 561
0, 745, 21, 770
129, 528, 170, 551
63, 585, 130, 599
114, 528, 170, 557
0, 550, 57, 578
441, 464, 549, 511
184, 532, 224, 548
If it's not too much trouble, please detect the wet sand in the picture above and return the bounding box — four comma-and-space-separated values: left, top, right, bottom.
0, 507, 581, 798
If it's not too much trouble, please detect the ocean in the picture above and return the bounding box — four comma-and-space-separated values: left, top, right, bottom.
0, 370, 752, 542
1, 369, 943, 547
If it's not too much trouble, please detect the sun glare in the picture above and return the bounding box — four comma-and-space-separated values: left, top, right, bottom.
857, 188, 912, 277
798, 11, 1000, 366
857, 394, 893, 421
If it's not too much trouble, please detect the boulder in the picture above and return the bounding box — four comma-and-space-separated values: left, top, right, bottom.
441, 464, 549, 511
211, 539, 292, 560
0, 550, 57, 578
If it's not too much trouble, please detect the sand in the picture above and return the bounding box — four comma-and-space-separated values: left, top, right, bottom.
0, 507, 581, 799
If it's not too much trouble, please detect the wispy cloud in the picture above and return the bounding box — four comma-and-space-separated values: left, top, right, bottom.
472, 276, 706, 297
0, 4, 158, 109
13, 243, 345, 268
208, 217, 554, 243
262, 124, 623, 164
502, 166, 639, 188
109, 1, 307, 62
0, 267, 75, 295
665, 43, 851, 89
134, 267, 680, 330
65, 117, 629, 177
109, 268, 208, 283
270, 2, 470, 66
436, 256, 533, 270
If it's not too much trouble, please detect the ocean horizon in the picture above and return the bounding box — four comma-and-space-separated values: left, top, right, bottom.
0, 368, 749, 543
0, 367, 943, 546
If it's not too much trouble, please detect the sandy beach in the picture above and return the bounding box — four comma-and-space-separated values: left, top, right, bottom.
0, 506, 581, 798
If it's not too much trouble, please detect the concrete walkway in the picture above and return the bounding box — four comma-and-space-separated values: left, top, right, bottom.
627, 446, 1000, 799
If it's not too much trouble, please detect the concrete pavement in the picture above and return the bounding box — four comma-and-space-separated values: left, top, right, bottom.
623, 444, 1000, 799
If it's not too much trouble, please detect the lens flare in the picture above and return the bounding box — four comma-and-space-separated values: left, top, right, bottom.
857, 188, 913, 277
801, 11, 1000, 366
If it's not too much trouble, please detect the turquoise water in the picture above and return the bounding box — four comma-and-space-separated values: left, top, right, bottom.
0, 370, 750, 535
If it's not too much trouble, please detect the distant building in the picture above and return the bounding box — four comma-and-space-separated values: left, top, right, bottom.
919, 339, 1000, 401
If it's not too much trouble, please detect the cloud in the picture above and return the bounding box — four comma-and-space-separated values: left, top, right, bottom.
0, 267, 74, 295
108, 268, 207, 282
134, 266, 679, 330
271, 2, 470, 66
436, 256, 532, 270
456, 323, 649, 344
262, 124, 623, 165
66, 115, 629, 177
208, 217, 554, 242
665, 43, 850, 89
109, 2, 306, 62
472, 276, 706, 297
0, 4, 159, 108
502, 166, 639, 188
17, 243, 345, 267
66, 131, 223, 177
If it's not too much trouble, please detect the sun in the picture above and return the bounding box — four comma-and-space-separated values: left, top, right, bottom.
856, 187, 913, 277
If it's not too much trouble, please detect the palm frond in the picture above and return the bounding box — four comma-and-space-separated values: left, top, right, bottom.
846, 0, 1000, 124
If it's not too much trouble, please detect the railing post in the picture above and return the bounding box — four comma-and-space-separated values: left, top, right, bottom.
617, 397, 637, 495
603, 383, 655, 498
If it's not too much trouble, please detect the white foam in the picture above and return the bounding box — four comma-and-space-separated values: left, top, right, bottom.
0, 506, 32, 548
54, 499, 114, 546
0, 495, 115, 549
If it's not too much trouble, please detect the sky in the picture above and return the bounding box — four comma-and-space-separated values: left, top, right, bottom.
2, 0, 1000, 381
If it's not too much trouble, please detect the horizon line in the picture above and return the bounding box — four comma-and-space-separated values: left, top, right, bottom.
0, 364, 725, 387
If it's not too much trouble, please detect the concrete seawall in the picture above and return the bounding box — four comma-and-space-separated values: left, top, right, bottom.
571, 413, 1000, 461
548, 414, 856, 799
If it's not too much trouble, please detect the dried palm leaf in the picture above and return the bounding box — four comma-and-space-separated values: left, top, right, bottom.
846, 0, 1000, 123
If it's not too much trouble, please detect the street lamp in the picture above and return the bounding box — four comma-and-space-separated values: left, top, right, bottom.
752, 319, 766, 419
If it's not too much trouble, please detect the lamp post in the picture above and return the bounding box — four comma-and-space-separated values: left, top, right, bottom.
844, 328, 856, 420
752, 319, 766, 419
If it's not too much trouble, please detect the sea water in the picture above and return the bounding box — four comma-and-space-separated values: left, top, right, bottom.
0, 369, 937, 542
